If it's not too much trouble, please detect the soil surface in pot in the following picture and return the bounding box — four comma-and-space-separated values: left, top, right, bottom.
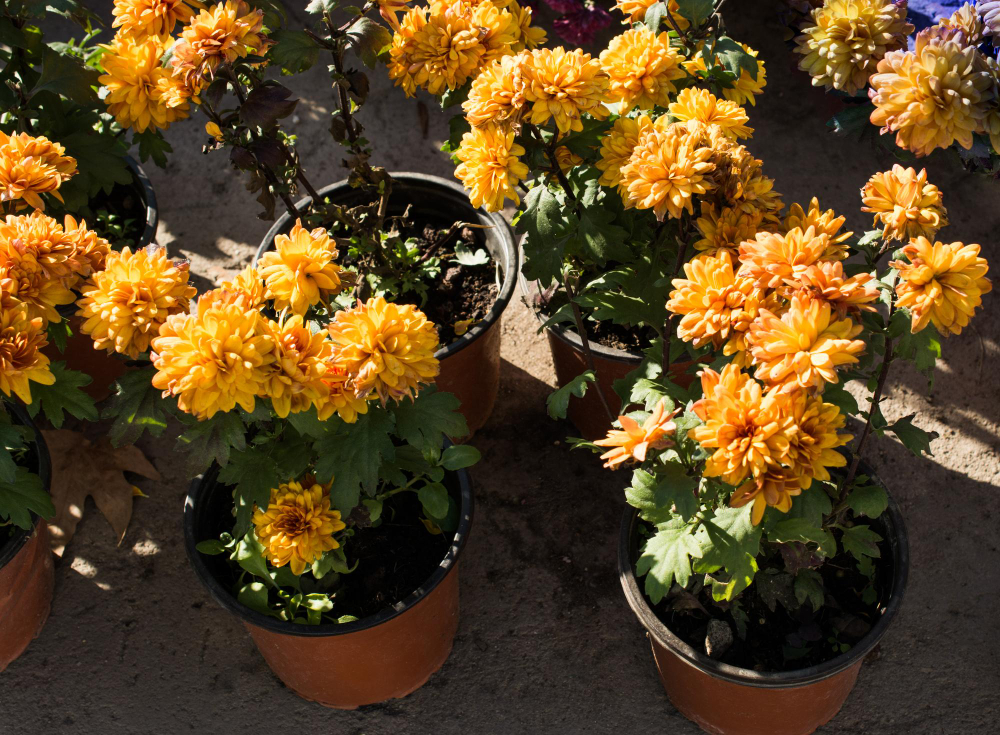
535, 293, 655, 352
643, 517, 894, 672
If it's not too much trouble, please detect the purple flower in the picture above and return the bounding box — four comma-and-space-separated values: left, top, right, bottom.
545, 0, 583, 15
552, 5, 613, 47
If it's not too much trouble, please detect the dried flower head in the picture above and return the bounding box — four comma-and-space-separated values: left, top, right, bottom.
454, 124, 529, 212
111, 0, 200, 41
0, 302, 55, 404
253, 480, 346, 575
669, 88, 753, 139
171, 0, 270, 85
599, 26, 685, 113
100, 35, 194, 132
0, 132, 77, 212
259, 220, 344, 315
861, 165, 948, 241
521, 47, 610, 133
594, 398, 677, 469
700, 133, 783, 222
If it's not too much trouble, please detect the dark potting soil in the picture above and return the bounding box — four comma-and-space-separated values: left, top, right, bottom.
536, 297, 653, 353
649, 525, 891, 672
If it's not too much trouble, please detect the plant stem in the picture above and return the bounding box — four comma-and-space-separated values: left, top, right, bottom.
563, 271, 615, 423
416, 221, 466, 265
527, 123, 577, 205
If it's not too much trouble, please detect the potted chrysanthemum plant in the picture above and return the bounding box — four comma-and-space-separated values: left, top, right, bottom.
437, 0, 770, 438
786, 0, 1000, 174
578, 161, 990, 734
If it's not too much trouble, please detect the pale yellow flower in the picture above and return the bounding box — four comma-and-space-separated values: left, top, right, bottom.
265, 314, 336, 419
595, 114, 652, 189
463, 53, 526, 129
668, 88, 752, 139
258, 220, 344, 315
111, 0, 201, 41
100, 35, 194, 132
0, 302, 54, 404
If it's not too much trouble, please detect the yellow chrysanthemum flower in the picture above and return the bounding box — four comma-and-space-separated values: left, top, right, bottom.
0, 302, 54, 404
778, 390, 851, 488
218, 264, 265, 310
593, 398, 677, 469
76, 246, 196, 359
892, 237, 991, 335
748, 294, 865, 391
619, 123, 716, 221
0, 241, 75, 326
595, 114, 652, 188
0, 132, 77, 212
793, 261, 879, 317
937, 2, 985, 45
509, 0, 546, 51
860, 165, 948, 242
694, 203, 765, 255
782, 197, 850, 260
252, 480, 346, 575
99, 35, 194, 133
151, 296, 276, 419
729, 466, 806, 525
794, 0, 912, 95
171, 0, 270, 85
668, 88, 753, 139
264, 314, 336, 419
463, 53, 526, 129
700, 132, 784, 222
667, 250, 762, 365
111, 0, 201, 41
614, 0, 687, 26
327, 296, 440, 403
738, 226, 832, 290
0, 211, 108, 286
683, 43, 767, 106
258, 220, 344, 315
454, 124, 529, 212
599, 27, 685, 113
317, 362, 370, 424
521, 47, 610, 134
869, 29, 995, 156
61, 215, 112, 283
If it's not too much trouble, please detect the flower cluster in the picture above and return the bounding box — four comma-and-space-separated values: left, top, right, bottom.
0, 132, 77, 212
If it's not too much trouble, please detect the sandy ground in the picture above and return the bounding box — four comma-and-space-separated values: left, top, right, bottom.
3, 1, 999, 732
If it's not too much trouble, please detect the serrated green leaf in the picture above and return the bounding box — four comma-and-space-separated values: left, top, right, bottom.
392, 387, 467, 451
887, 414, 936, 457
794, 569, 825, 612
218, 448, 285, 536
674, 0, 714, 26
269, 29, 319, 74
103, 367, 172, 446
629, 379, 673, 412
0, 466, 53, 529
821, 383, 859, 417
25, 362, 97, 428
784, 485, 834, 528
546, 370, 595, 420
133, 129, 172, 168
519, 185, 571, 285
636, 518, 702, 604
32, 44, 100, 104
840, 524, 882, 560
175, 412, 247, 476
846, 482, 888, 519
770, 517, 837, 559
693, 504, 761, 601
626, 466, 698, 523
313, 410, 395, 512
345, 16, 391, 68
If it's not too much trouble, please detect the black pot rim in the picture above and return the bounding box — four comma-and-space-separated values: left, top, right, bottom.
255, 172, 518, 361
0, 401, 52, 570
515, 249, 644, 365
183, 462, 474, 637
618, 462, 910, 688
124, 154, 158, 250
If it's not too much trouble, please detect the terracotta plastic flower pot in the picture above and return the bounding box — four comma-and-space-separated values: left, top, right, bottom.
0, 403, 54, 673
184, 463, 474, 708
256, 173, 517, 438
618, 468, 909, 735
45, 155, 159, 402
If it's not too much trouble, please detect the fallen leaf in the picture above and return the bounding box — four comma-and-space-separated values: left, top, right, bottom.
42, 430, 161, 556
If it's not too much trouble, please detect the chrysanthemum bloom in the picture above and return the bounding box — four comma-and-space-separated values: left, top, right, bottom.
327, 296, 440, 403
776, 390, 850, 488
0, 302, 54, 404
258, 221, 344, 315
730, 465, 806, 524
474, 0, 521, 65
0, 211, 107, 285
694, 204, 765, 255
683, 43, 767, 106
151, 297, 276, 419
614, 0, 687, 26
983, 1, 1000, 40
869, 29, 995, 157
738, 226, 832, 290
668, 88, 753, 139
216, 264, 265, 310
265, 315, 336, 419
599, 27, 685, 113
111, 0, 200, 41
521, 47, 610, 134
61, 216, 112, 282
748, 294, 865, 392
252, 481, 346, 575
595, 114, 652, 188
701, 135, 784, 223
454, 124, 529, 212
792, 260, 879, 317
509, 0, 546, 50
99, 36, 194, 132
0, 243, 75, 324
378, 0, 411, 31
593, 398, 677, 469
667, 250, 762, 365
463, 54, 527, 129
794, 0, 912, 95
782, 198, 850, 259
892, 237, 991, 335
76, 246, 195, 359
317, 362, 370, 423
619, 124, 716, 220
171, 0, 270, 86
860, 165, 948, 241
936, 2, 985, 45
553, 141, 583, 173
0, 132, 77, 212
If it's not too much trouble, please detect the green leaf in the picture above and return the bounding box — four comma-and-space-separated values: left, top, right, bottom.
576, 204, 630, 266
417, 482, 450, 520
452, 243, 489, 266
0, 424, 25, 484
794, 569, 825, 612
636, 517, 702, 604
546, 370, 595, 420
57, 131, 132, 198
644, 2, 666, 32
0, 467, 53, 529
103, 368, 172, 446
840, 524, 882, 560
233, 532, 275, 585
887, 414, 936, 457
784, 486, 833, 528
820, 383, 859, 417
828, 103, 873, 137
269, 29, 319, 74
133, 129, 173, 168
519, 185, 571, 285
25, 362, 97, 428
363, 497, 383, 523
846, 480, 888, 519
674, 0, 714, 26
345, 16, 392, 68
440, 444, 480, 471
626, 466, 698, 523
32, 44, 100, 104
305, 0, 339, 12
240, 83, 298, 130
392, 387, 467, 452
218, 448, 285, 536
895, 322, 941, 381
196, 539, 227, 555
714, 36, 758, 79
237, 581, 273, 615
439, 80, 471, 109
770, 517, 837, 559
313, 410, 396, 512
693, 504, 762, 601
574, 291, 657, 329
175, 412, 247, 477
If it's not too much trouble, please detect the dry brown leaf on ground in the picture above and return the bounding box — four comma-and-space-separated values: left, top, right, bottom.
42, 430, 161, 556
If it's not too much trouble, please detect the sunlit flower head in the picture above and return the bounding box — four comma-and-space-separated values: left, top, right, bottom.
0, 230, 76, 325
264, 314, 337, 419
455, 124, 529, 212
0, 302, 54, 404
669, 88, 753, 139
595, 114, 652, 189
0, 132, 77, 212
151, 296, 276, 419
777, 390, 850, 488
594, 398, 677, 469
614, 0, 687, 25
171, 0, 270, 85
509, 0, 546, 51
253, 480, 346, 575
327, 296, 440, 403
782, 197, 850, 259
683, 43, 767, 106
861, 165, 948, 242
892, 237, 991, 336
111, 0, 201, 41
258, 220, 344, 315
936, 2, 985, 45
521, 47, 610, 133
748, 294, 865, 391
317, 362, 370, 424
694, 203, 765, 255
599, 27, 685, 113
792, 260, 879, 317
76, 246, 195, 359
738, 226, 833, 290
463, 53, 527, 129
218, 264, 266, 310
0, 211, 108, 286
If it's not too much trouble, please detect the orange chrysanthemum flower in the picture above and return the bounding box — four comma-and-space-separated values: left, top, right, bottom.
595, 114, 652, 189
0, 211, 108, 287
317, 362, 370, 424
0, 230, 76, 325
0, 302, 55, 404
668, 88, 753, 139
738, 226, 833, 291
861, 165, 948, 242
599, 27, 685, 113
509, 0, 546, 51
782, 198, 851, 259
594, 398, 677, 469
521, 47, 610, 134
454, 124, 529, 212
694, 204, 765, 255
99, 36, 194, 133
218, 264, 266, 310
614, 0, 687, 25
683, 43, 767, 106
463, 53, 526, 129
778, 390, 851, 488
0, 132, 77, 212
892, 237, 991, 335
171, 0, 270, 86
76, 246, 196, 359
111, 0, 201, 41
258, 220, 344, 315
265, 314, 336, 419
253, 480, 346, 575
748, 294, 865, 391
792, 260, 879, 317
